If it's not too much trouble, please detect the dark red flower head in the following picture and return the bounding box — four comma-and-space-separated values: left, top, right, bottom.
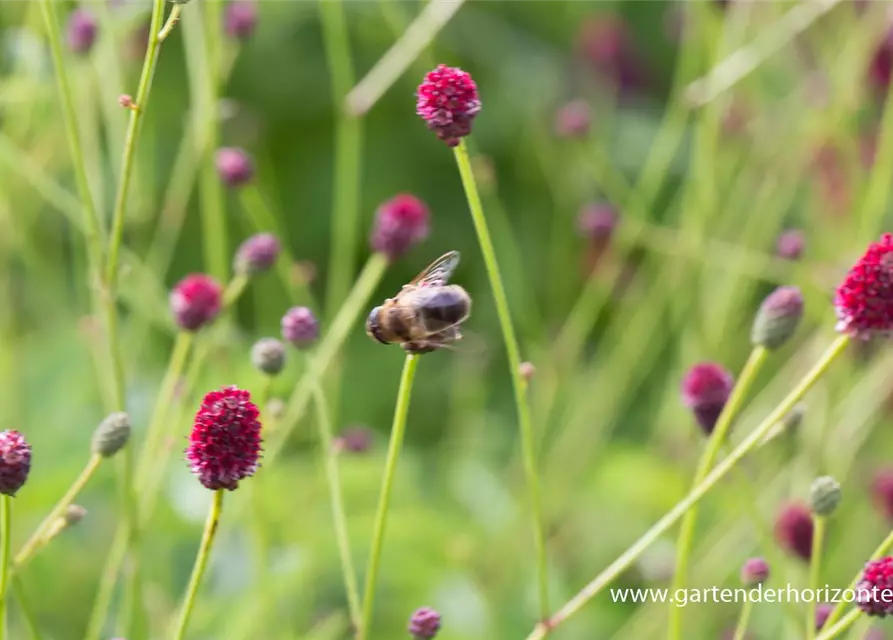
578, 202, 618, 243
416, 65, 481, 147
834, 233, 893, 338
740, 557, 770, 587
872, 468, 893, 522
224, 0, 257, 40
680, 362, 734, 435
858, 557, 893, 617
776, 229, 805, 261
576, 13, 646, 94
370, 194, 430, 261
774, 502, 814, 562
0, 430, 31, 496
67, 9, 98, 55
870, 28, 893, 94
234, 232, 280, 276
170, 274, 223, 332
408, 607, 441, 639
815, 603, 834, 630
215, 147, 254, 187
185, 386, 262, 491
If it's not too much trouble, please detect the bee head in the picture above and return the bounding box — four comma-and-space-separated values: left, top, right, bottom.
366, 306, 388, 344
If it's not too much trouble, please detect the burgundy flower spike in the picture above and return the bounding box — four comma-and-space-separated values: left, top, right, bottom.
185, 386, 262, 491
835, 233, 893, 338
858, 556, 893, 617
680, 362, 734, 435
416, 64, 481, 147
170, 274, 223, 332
774, 502, 814, 562
0, 430, 31, 496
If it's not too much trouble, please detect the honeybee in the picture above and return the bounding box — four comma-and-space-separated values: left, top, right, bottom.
366, 251, 471, 354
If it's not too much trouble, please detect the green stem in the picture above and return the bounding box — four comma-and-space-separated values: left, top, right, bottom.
816, 609, 860, 640
10, 577, 40, 640
320, 0, 363, 316
807, 516, 827, 640
84, 528, 127, 640
309, 371, 361, 628
358, 355, 419, 640
171, 490, 224, 640
0, 496, 9, 638
818, 526, 893, 632
453, 140, 550, 621
158, 5, 183, 41
526, 334, 850, 640
732, 599, 753, 640
668, 346, 768, 639
13, 454, 103, 569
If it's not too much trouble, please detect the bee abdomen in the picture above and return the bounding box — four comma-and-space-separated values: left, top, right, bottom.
418, 287, 469, 331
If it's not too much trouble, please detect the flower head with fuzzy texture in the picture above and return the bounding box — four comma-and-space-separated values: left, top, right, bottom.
170, 274, 223, 331
370, 194, 430, 261
408, 607, 441, 639
234, 232, 280, 276
774, 502, 813, 562
680, 362, 734, 435
776, 229, 804, 261
224, 0, 257, 40
281, 306, 320, 348
858, 557, 893, 617
416, 65, 481, 147
67, 9, 98, 55
185, 386, 262, 490
215, 147, 254, 187
0, 430, 31, 496
835, 233, 893, 338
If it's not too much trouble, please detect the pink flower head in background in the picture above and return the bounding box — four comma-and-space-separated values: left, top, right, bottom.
0, 430, 30, 496
416, 65, 481, 147
576, 13, 647, 94
857, 556, 893, 617
224, 0, 257, 40
281, 306, 320, 348
872, 468, 893, 522
234, 232, 281, 276
67, 9, 98, 55
408, 607, 441, 639
215, 147, 254, 187
170, 274, 223, 332
834, 233, 893, 338
776, 229, 804, 261
774, 502, 814, 562
555, 100, 591, 138
680, 362, 734, 435
815, 603, 834, 630
186, 386, 262, 491
370, 194, 430, 261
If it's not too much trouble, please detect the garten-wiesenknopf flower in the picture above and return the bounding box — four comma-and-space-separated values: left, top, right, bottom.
835, 233, 893, 338
0, 430, 31, 496
774, 502, 813, 562
416, 65, 481, 147
234, 232, 281, 276
215, 147, 254, 187
680, 362, 734, 435
281, 306, 320, 348
857, 556, 893, 617
370, 194, 430, 261
170, 274, 223, 332
408, 607, 441, 639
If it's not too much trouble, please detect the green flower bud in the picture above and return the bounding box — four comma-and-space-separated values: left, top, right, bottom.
751, 286, 804, 350
91, 412, 131, 458
810, 476, 842, 517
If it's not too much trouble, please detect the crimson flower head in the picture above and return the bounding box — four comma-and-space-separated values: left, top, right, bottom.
370, 194, 430, 261
215, 147, 254, 187
408, 607, 441, 639
224, 0, 257, 40
834, 233, 893, 338
872, 468, 893, 522
680, 362, 734, 435
0, 430, 31, 496
170, 274, 223, 332
740, 557, 770, 587
234, 232, 280, 276
774, 502, 814, 562
185, 386, 262, 491
858, 557, 893, 617
416, 64, 481, 147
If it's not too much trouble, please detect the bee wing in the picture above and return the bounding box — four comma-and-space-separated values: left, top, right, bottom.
409, 251, 461, 288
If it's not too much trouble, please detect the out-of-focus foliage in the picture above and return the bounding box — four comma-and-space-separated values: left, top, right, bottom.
4, 1, 893, 639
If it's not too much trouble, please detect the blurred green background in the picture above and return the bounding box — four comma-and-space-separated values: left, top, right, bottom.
5, 0, 893, 638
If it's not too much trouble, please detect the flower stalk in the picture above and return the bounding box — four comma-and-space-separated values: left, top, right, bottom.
807, 516, 827, 640
0, 496, 11, 638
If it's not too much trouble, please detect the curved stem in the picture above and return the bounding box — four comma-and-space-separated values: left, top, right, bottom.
453, 139, 550, 621
807, 516, 827, 640
309, 370, 361, 628
0, 496, 11, 638
668, 346, 768, 639
358, 355, 419, 640
732, 599, 753, 640
527, 335, 850, 640
157, 5, 183, 42
13, 454, 103, 569
171, 490, 224, 640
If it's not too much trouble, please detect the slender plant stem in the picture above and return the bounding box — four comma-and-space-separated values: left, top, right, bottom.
807, 516, 827, 640
309, 371, 361, 628
84, 527, 127, 640
358, 355, 419, 640
818, 526, 893, 632
171, 490, 224, 640
13, 454, 103, 569
10, 577, 40, 640
668, 346, 768, 639
526, 334, 850, 640
320, 0, 363, 316
732, 599, 753, 640
817, 609, 860, 640
158, 5, 183, 41
453, 139, 550, 621
0, 496, 11, 639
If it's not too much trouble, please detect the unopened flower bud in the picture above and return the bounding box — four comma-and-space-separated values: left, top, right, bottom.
680, 362, 734, 436
334, 426, 374, 454
519, 361, 536, 382
776, 229, 804, 261
740, 557, 770, 587
215, 147, 254, 187
0, 431, 31, 496
810, 476, 842, 516
408, 607, 441, 639
224, 0, 257, 40
775, 502, 813, 561
555, 100, 591, 138
67, 9, 98, 55
64, 504, 87, 526
234, 233, 280, 276
118, 94, 135, 110
578, 203, 618, 243
251, 338, 286, 376
170, 274, 223, 332
92, 412, 131, 458
281, 306, 320, 348
370, 194, 430, 261
751, 286, 804, 349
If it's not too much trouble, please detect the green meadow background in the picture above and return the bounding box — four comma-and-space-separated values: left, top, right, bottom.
2, 0, 893, 638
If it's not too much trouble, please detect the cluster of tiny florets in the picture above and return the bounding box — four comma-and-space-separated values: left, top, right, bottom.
408, 607, 441, 639
857, 556, 893, 617
680, 362, 734, 435
774, 502, 814, 562
370, 194, 431, 261
170, 274, 223, 332
281, 306, 320, 348
185, 386, 262, 491
0, 430, 31, 496
234, 232, 281, 276
834, 233, 893, 338
416, 65, 481, 147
